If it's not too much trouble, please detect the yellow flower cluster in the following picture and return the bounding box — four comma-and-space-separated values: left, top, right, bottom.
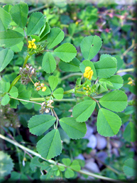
28, 39, 37, 49
83, 66, 93, 80
127, 77, 135, 86
83, 85, 91, 94
34, 82, 47, 92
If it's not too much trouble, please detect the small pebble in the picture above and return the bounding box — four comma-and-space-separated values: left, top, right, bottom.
111, 140, 121, 148
96, 134, 107, 150
112, 148, 119, 157
75, 154, 85, 160
85, 159, 100, 173
87, 134, 97, 149
83, 124, 94, 139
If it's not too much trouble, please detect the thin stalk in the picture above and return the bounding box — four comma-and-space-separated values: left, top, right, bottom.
30, 97, 76, 102
0, 134, 116, 181
121, 40, 135, 59
28, 75, 35, 85
117, 68, 134, 73
94, 156, 122, 175
23, 55, 31, 68
8, 75, 21, 92
28, 5, 47, 14
61, 68, 134, 81
30, 96, 102, 102
1, 127, 33, 159
52, 109, 59, 129
61, 73, 82, 81
88, 95, 101, 109
8, 55, 31, 93
107, 137, 111, 158
10, 96, 42, 105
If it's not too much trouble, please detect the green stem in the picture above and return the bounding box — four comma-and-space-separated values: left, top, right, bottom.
10, 96, 42, 105
28, 5, 47, 14
88, 95, 101, 109
63, 88, 86, 95
61, 68, 134, 81
117, 68, 134, 73
8, 55, 31, 93
8, 75, 21, 92
52, 109, 59, 129
23, 55, 31, 68
94, 156, 121, 175
61, 73, 82, 81
30, 97, 77, 102
121, 40, 135, 59
0, 134, 116, 181
28, 75, 35, 85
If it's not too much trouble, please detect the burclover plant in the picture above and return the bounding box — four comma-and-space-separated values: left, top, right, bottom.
0, 2, 132, 180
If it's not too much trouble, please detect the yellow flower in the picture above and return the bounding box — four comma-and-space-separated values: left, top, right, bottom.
127, 77, 135, 86
28, 39, 37, 49
75, 21, 79, 25
42, 86, 47, 92
83, 66, 93, 80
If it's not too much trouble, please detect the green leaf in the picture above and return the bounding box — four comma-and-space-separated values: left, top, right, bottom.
0, 80, 10, 94
10, 41, 24, 52
37, 129, 62, 159
0, 48, 14, 72
3, 4, 12, 13
9, 86, 18, 98
0, 7, 11, 31
1, 94, 10, 106
28, 114, 56, 136
53, 88, 64, 99
30, 157, 41, 171
68, 23, 76, 36
80, 35, 102, 60
96, 83, 108, 94
46, 27, 64, 49
97, 108, 122, 137
39, 22, 50, 41
58, 165, 65, 172
54, 43, 77, 62
0, 151, 14, 177
0, 29, 24, 48
59, 117, 87, 139
27, 12, 45, 36
10, 2, 28, 28
38, 85, 51, 96
107, 75, 123, 89
42, 52, 56, 73
80, 60, 97, 80
64, 168, 75, 178
17, 84, 31, 104
70, 160, 81, 171
30, 157, 50, 171
123, 158, 136, 177
99, 90, 127, 112
72, 100, 96, 122
48, 75, 59, 91
59, 58, 80, 72
58, 127, 70, 144
99, 78, 113, 88
123, 122, 135, 142
94, 55, 117, 78
114, 55, 124, 71
62, 158, 71, 166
